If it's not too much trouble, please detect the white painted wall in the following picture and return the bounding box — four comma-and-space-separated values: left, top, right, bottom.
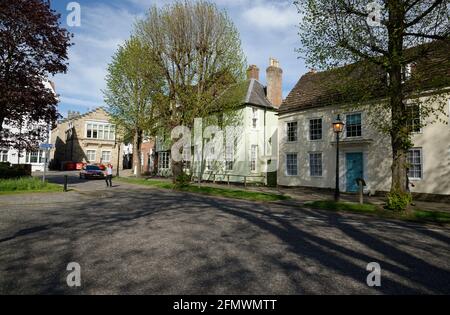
277, 94, 450, 195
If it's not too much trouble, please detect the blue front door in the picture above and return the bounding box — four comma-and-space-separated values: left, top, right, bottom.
346, 152, 363, 192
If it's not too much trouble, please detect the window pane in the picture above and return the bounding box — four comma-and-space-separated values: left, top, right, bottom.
87, 124, 92, 138
102, 151, 111, 162
252, 108, 258, 128
251, 145, 257, 171
87, 150, 96, 162
30, 151, 38, 163
287, 122, 298, 142
1, 150, 7, 162
286, 153, 298, 176
310, 119, 322, 140
346, 114, 362, 137
407, 104, 421, 132
309, 153, 322, 176
407, 148, 422, 179
39, 150, 46, 163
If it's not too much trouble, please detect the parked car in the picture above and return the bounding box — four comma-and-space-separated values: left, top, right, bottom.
79, 165, 105, 179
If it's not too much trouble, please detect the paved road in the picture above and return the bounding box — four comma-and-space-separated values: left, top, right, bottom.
0, 174, 449, 294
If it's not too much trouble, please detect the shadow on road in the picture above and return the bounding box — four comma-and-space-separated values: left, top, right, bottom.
0, 188, 449, 294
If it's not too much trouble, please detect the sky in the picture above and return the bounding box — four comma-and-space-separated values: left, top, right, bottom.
50, 0, 308, 118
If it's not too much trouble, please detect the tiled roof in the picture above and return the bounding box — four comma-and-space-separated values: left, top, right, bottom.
280, 40, 450, 115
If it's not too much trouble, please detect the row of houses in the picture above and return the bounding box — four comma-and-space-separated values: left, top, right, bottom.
150, 43, 449, 197
9, 42, 447, 198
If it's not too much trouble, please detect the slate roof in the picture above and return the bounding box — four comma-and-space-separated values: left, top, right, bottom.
280, 40, 450, 115
212, 78, 277, 112
245, 79, 274, 109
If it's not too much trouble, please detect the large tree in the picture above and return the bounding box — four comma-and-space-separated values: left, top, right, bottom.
0, 0, 72, 150
104, 37, 165, 178
136, 0, 247, 182
295, 0, 449, 208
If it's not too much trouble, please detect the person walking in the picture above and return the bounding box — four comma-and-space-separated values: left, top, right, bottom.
105, 164, 113, 187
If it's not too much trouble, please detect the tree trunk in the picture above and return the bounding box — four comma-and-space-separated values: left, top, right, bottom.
171, 159, 183, 183
0, 115, 4, 133
388, 0, 409, 196
133, 129, 143, 178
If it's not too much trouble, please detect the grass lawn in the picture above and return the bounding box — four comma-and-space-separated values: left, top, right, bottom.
0, 177, 62, 195
117, 177, 290, 202
305, 200, 450, 224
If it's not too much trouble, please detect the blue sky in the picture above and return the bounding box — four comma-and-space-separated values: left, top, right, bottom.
50, 0, 307, 118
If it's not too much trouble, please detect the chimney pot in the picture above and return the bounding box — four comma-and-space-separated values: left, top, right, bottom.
247, 65, 260, 81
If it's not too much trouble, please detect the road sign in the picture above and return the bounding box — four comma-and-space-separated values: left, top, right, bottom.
39, 143, 54, 150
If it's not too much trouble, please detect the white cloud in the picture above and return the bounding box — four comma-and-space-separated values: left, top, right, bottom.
242, 2, 299, 30
53, 3, 141, 116
53, 0, 307, 116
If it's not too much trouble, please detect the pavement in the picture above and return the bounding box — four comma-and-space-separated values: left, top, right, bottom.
0, 171, 449, 294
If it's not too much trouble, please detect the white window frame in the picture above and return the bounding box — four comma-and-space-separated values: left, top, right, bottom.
406, 103, 422, 134
250, 145, 258, 172
101, 150, 112, 163
86, 150, 96, 163
252, 107, 258, 128
26, 150, 44, 164
286, 121, 298, 142
224, 142, 234, 171
286, 153, 298, 176
85, 121, 116, 141
345, 112, 363, 138
0, 150, 8, 162
309, 118, 323, 141
407, 148, 423, 180
309, 152, 323, 177
159, 152, 170, 170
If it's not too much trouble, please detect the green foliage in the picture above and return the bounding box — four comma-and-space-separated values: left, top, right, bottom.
174, 172, 192, 189
385, 191, 412, 211
294, 0, 449, 196
306, 200, 377, 213
306, 199, 450, 224
135, 0, 247, 181
105, 36, 164, 133
413, 210, 450, 224
0, 162, 31, 179
0, 0, 72, 149
0, 177, 61, 193
117, 177, 290, 202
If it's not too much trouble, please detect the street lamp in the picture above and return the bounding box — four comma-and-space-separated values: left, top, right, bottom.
332, 114, 345, 202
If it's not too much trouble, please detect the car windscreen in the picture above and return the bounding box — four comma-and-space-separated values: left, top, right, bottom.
86, 166, 101, 171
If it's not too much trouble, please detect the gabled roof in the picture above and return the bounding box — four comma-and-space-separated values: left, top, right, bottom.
245, 79, 274, 109
280, 40, 450, 115
211, 78, 277, 112
58, 107, 109, 124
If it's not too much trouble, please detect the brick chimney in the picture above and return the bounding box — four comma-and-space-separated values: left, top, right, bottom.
247, 65, 260, 81
266, 58, 283, 108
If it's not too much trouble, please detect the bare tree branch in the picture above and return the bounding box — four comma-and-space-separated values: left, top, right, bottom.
405, 0, 444, 27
